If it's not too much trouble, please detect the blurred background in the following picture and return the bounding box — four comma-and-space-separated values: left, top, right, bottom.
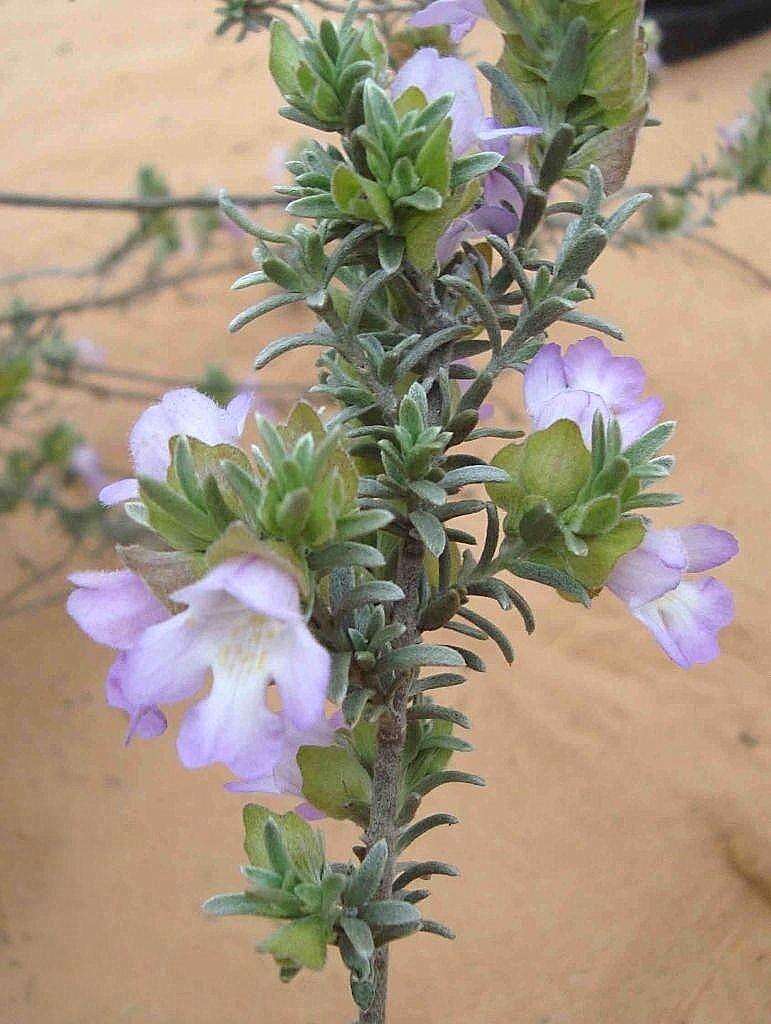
1, 3, 770, 1022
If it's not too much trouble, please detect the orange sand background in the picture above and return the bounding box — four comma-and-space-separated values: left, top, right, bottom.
1, 5, 770, 1022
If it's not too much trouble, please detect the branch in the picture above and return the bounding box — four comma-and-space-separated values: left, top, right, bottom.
0, 258, 247, 325
0, 191, 283, 213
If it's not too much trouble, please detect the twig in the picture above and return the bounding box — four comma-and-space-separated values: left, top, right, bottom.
687, 234, 771, 290
0, 191, 284, 213
0, 259, 247, 325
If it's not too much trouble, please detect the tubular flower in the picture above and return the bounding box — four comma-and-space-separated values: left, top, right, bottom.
409, 0, 489, 43
607, 525, 738, 667
67, 569, 170, 739
114, 556, 331, 781
524, 336, 664, 448
99, 387, 253, 506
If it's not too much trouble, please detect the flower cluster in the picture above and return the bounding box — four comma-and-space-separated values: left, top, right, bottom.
521, 336, 737, 665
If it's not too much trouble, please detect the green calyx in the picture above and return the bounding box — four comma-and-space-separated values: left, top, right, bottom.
488, 413, 680, 591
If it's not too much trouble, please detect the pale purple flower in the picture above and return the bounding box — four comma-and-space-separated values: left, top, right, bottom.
99, 387, 252, 506
67, 569, 170, 739
70, 444, 110, 497
114, 556, 330, 780
72, 337, 106, 367
409, 0, 488, 43
607, 525, 738, 668
523, 336, 664, 448
719, 114, 751, 154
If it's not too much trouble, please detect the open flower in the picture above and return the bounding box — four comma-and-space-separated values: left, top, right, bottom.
409, 0, 489, 43
113, 556, 330, 780
607, 524, 738, 667
67, 569, 170, 739
99, 387, 252, 506
524, 336, 664, 448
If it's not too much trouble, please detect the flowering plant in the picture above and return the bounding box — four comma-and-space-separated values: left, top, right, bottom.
68, 3, 739, 1020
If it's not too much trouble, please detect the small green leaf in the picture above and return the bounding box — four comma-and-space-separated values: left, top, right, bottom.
450, 151, 503, 189
339, 916, 375, 960
297, 745, 372, 821
344, 838, 388, 908
261, 916, 329, 971
410, 511, 446, 557
359, 900, 421, 929
243, 805, 325, 882
378, 645, 466, 672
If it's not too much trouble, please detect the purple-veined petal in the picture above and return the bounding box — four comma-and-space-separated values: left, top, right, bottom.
129, 387, 251, 483
530, 390, 609, 447
409, 0, 486, 42
633, 577, 735, 668
295, 802, 326, 821
391, 48, 483, 155
224, 711, 342, 796
677, 524, 738, 573
176, 620, 286, 777
105, 653, 168, 741
67, 569, 168, 650
99, 477, 139, 506
476, 118, 541, 157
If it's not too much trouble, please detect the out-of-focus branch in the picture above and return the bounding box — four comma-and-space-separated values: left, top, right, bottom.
0, 191, 283, 212
0, 258, 246, 326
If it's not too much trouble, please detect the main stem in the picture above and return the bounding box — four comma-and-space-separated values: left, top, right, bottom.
359, 536, 425, 1024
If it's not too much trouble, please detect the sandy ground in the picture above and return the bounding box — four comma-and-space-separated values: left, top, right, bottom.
1, 4, 770, 1023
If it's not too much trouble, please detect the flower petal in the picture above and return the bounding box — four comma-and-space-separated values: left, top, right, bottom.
523, 343, 568, 418
269, 621, 331, 731
677, 524, 738, 573
67, 570, 167, 650
105, 653, 167, 741
129, 387, 249, 482
607, 528, 686, 608
563, 336, 646, 408
176, 618, 285, 776
615, 394, 665, 447
531, 389, 609, 447
120, 608, 211, 707
409, 0, 484, 42
633, 577, 735, 668
99, 477, 139, 506
171, 556, 301, 622
391, 48, 483, 155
